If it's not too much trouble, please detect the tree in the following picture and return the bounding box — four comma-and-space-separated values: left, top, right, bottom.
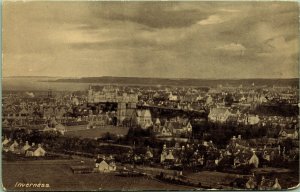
225, 94, 234, 107
281, 138, 293, 152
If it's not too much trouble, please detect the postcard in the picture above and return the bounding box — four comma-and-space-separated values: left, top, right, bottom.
2, 1, 299, 191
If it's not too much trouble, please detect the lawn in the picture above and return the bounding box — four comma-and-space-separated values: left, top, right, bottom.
2, 160, 192, 191
64, 126, 129, 139
3, 159, 299, 191
187, 171, 239, 188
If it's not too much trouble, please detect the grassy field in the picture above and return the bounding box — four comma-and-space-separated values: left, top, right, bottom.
65, 125, 88, 131
64, 126, 129, 139
2, 160, 192, 191
3, 159, 299, 191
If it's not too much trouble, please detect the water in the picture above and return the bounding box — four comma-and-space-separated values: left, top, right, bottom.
3, 77, 91, 92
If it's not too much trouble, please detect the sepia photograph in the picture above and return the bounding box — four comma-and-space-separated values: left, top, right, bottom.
2, 1, 299, 191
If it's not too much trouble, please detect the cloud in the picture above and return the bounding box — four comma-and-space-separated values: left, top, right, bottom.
3, 1, 299, 78
219, 8, 240, 13
216, 43, 246, 56
92, 3, 211, 29
197, 15, 224, 25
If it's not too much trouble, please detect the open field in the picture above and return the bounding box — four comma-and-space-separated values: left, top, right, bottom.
188, 171, 239, 187
65, 125, 88, 131
2, 160, 192, 191
64, 126, 129, 139
2, 158, 299, 190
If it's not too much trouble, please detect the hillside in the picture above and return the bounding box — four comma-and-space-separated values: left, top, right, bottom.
52, 76, 299, 87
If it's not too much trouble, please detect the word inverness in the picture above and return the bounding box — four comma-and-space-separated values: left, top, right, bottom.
15, 182, 50, 188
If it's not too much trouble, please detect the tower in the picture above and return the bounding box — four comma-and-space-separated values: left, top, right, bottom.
88, 86, 94, 103
48, 89, 52, 98
117, 102, 127, 126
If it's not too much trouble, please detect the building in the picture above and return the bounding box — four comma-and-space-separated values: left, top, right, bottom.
25, 144, 46, 157
136, 109, 153, 129
21, 141, 31, 154
279, 128, 299, 140
249, 151, 259, 168
246, 115, 260, 125
208, 107, 231, 123
96, 159, 116, 172
3, 140, 18, 152
87, 86, 138, 104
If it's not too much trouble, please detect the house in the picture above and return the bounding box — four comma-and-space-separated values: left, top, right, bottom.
95, 155, 104, 167
168, 93, 178, 101
2, 137, 10, 146
96, 160, 116, 172
165, 150, 175, 162
246, 177, 257, 189
21, 141, 31, 154
279, 128, 298, 140
153, 92, 160, 98
160, 144, 168, 163
233, 150, 252, 168
165, 121, 180, 135
206, 95, 213, 105
145, 147, 153, 160
182, 121, 192, 133
19, 108, 29, 117
107, 160, 117, 171
43, 123, 66, 135
161, 150, 168, 163
246, 115, 260, 125
164, 120, 192, 136
272, 178, 281, 190
3, 140, 19, 152
239, 95, 246, 102
26, 144, 46, 157
249, 151, 259, 168
2, 119, 10, 127
153, 118, 163, 133
95, 155, 116, 172
162, 151, 175, 166
158, 126, 172, 137
154, 118, 161, 126
136, 109, 153, 129
208, 107, 231, 123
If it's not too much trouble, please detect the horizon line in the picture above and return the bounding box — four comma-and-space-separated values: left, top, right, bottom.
3, 75, 299, 80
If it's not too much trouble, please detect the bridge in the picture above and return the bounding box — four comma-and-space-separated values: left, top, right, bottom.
136, 104, 208, 119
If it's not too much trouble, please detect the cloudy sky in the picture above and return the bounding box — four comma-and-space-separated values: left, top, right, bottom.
3, 1, 299, 78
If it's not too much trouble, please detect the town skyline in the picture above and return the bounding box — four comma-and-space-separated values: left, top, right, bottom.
3, 1, 299, 79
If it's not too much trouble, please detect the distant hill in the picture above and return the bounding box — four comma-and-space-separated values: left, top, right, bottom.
4, 76, 60, 78
52, 76, 299, 87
